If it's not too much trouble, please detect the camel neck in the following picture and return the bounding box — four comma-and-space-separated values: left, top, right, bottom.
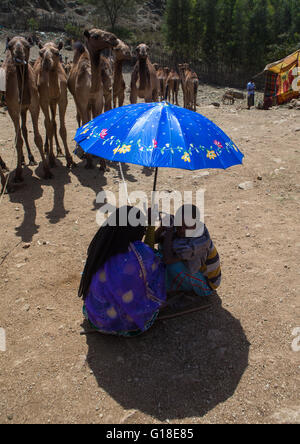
90, 51, 102, 93
16, 64, 31, 106
139, 58, 148, 90
114, 59, 123, 80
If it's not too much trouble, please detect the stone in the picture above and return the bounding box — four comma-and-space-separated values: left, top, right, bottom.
238, 181, 254, 190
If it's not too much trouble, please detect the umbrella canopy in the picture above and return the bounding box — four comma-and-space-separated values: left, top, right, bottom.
74, 102, 244, 171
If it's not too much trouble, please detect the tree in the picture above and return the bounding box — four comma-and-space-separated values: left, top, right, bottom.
164, 0, 193, 59
88, 0, 137, 32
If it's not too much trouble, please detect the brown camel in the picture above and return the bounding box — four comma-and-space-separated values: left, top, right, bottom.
157, 66, 168, 101
185, 67, 199, 111
101, 54, 114, 112
68, 29, 118, 169
0, 165, 5, 191
166, 69, 180, 105
130, 44, 159, 104
34, 41, 75, 169
178, 63, 188, 108
3, 36, 51, 183
112, 39, 131, 108
64, 61, 72, 76
0, 155, 7, 191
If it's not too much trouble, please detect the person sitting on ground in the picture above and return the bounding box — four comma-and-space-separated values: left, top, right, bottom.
155, 204, 221, 297
78, 206, 167, 337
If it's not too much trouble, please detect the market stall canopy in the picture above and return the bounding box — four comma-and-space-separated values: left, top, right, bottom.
264, 49, 300, 74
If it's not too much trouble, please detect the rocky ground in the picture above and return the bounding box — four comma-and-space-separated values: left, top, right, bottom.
0, 50, 299, 424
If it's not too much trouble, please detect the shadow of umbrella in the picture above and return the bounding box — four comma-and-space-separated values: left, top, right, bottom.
84, 293, 249, 421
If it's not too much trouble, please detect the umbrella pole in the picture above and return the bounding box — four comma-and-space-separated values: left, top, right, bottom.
153, 167, 158, 192
144, 168, 159, 249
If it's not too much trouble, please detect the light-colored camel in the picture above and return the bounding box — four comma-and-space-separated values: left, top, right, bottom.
130, 44, 159, 104
34, 41, 75, 169
112, 39, 131, 108
68, 29, 118, 169
3, 36, 51, 183
166, 69, 180, 105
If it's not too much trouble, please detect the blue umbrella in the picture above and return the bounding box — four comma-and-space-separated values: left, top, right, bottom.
75, 101, 244, 190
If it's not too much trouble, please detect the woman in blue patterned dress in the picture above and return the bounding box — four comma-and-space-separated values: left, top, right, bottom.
78, 206, 166, 337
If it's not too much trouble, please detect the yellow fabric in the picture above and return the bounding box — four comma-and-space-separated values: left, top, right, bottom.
144, 226, 156, 249
265, 50, 300, 74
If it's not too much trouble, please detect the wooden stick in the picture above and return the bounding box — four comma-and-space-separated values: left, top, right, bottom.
158, 304, 212, 321
80, 303, 212, 335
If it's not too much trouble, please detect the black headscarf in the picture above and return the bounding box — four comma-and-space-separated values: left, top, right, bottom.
78, 206, 146, 300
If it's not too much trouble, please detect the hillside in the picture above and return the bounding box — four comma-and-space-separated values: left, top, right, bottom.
0, 0, 166, 38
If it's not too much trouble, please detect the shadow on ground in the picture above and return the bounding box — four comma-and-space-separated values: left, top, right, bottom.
84, 293, 249, 421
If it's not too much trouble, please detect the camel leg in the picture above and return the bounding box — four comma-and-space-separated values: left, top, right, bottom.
41, 103, 56, 168
0, 155, 8, 172
113, 93, 117, 109
52, 114, 63, 158
0, 166, 6, 190
92, 99, 107, 172
152, 88, 159, 103
58, 93, 75, 169
8, 108, 24, 183
119, 90, 125, 107
130, 88, 138, 104
21, 110, 37, 166
44, 136, 49, 155
77, 101, 94, 170
29, 103, 53, 180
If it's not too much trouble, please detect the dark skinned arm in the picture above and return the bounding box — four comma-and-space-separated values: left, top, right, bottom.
162, 227, 181, 265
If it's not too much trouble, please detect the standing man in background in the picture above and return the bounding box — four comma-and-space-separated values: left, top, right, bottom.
247, 79, 256, 109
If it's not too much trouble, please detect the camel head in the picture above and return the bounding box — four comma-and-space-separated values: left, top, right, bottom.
113, 39, 132, 61
38, 42, 63, 72
84, 29, 118, 54
7, 36, 33, 66
136, 44, 149, 60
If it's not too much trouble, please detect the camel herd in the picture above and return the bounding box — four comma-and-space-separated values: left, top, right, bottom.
0, 28, 200, 192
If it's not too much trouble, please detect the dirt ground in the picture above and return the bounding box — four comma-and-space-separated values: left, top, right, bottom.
0, 58, 299, 424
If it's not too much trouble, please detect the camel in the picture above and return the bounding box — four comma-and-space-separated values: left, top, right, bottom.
179, 64, 199, 110
157, 66, 168, 101
130, 44, 159, 104
178, 63, 188, 108
64, 61, 72, 76
3, 36, 51, 183
101, 54, 114, 112
166, 69, 180, 105
68, 29, 118, 170
112, 39, 131, 108
34, 41, 75, 169
0, 155, 7, 191
185, 67, 199, 111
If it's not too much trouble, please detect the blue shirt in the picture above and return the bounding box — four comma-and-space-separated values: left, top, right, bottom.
247, 82, 255, 95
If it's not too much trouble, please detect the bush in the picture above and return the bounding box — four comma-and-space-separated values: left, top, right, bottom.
107, 26, 134, 42
27, 18, 39, 32
64, 23, 83, 41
